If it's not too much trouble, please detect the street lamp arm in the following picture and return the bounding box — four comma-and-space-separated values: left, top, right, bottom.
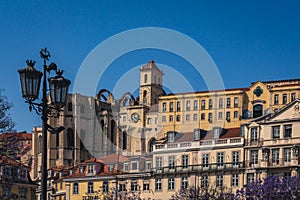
25, 100, 61, 117
26, 101, 43, 115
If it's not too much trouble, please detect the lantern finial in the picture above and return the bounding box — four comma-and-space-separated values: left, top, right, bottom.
26, 60, 36, 67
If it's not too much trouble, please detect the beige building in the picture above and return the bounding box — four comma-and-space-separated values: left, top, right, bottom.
30, 60, 300, 198
243, 98, 300, 184
150, 127, 244, 199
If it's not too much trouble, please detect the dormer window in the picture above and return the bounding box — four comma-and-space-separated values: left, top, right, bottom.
167, 132, 175, 142
79, 166, 84, 174
108, 164, 114, 172
87, 164, 94, 173
20, 170, 27, 179
213, 127, 221, 139
194, 129, 200, 140
124, 163, 129, 171
131, 161, 138, 171
240, 125, 246, 137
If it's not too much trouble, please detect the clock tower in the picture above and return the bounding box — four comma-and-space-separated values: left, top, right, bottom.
139, 60, 164, 107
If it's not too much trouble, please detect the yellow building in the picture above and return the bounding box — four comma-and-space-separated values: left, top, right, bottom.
30, 60, 300, 198
63, 157, 153, 200
159, 80, 300, 134
0, 155, 36, 200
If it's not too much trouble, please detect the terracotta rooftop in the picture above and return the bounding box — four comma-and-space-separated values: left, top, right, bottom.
0, 154, 29, 168
81, 157, 103, 164
99, 153, 129, 163
65, 169, 121, 179
0, 131, 32, 141
64, 157, 124, 179
48, 165, 75, 172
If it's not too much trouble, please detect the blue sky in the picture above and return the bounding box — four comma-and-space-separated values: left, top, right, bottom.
1, 0, 300, 132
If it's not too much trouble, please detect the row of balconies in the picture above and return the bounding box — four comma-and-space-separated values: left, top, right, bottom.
154, 138, 243, 152
245, 158, 299, 168
150, 159, 300, 174
151, 162, 243, 174
246, 139, 299, 146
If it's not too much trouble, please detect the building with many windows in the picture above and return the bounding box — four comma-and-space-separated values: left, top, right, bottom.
0, 154, 36, 200
243, 99, 300, 184
30, 60, 300, 198
149, 127, 244, 199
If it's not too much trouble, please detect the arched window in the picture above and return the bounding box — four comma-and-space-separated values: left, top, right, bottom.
143, 90, 147, 104
80, 104, 85, 113
147, 118, 152, 125
110, 120, 116, 146
100, 119, 105, 149
68, 102, 73, 112
67, 128, 74, 148
80, 129, 85, 150
56, 132, 59, 148
149, 138, 156, 152
38, 135, 42, 154
122, 131, 127, 150
253, 104, 263, 118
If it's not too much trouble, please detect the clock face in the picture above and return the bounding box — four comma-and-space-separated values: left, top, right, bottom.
131, 112, 140, 123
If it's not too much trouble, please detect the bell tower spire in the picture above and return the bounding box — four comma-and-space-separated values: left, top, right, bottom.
139, 60, 164, 107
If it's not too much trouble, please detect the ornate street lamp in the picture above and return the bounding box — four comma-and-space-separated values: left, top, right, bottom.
18, 48, 71, 200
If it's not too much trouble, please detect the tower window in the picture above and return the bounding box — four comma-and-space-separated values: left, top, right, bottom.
143, 90, 147, 104
144, 74, 148, 83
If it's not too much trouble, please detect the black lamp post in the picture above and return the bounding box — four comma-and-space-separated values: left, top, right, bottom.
18, 48, 71, 200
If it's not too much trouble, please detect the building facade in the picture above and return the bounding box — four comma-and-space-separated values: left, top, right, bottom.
243, 99, 300, 184
0, 155, 36, 200
30, 60, 300, 199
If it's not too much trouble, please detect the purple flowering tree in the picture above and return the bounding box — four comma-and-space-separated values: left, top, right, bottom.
235, 176, 300, 200
170, 185, 234, 200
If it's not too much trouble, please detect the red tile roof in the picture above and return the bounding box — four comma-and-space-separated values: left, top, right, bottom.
48, 165, 75, 172
82, 157, 103, 164
99, 154, 129, 163
0, 154, 29, 168
0, 132, 32, 141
